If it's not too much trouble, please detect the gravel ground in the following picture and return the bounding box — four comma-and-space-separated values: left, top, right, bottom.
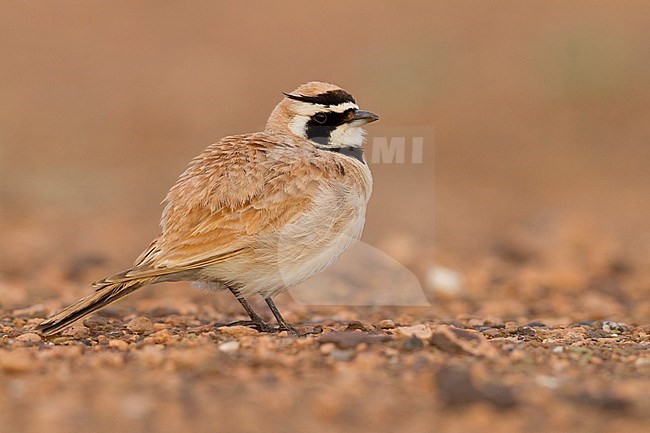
1, 220, 648, 433
2, 311, 649, 433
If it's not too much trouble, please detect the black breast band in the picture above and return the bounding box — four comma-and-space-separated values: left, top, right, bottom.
325, 146, 365, 165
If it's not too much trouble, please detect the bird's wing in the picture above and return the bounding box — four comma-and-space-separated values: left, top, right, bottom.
129, 133, 332, 274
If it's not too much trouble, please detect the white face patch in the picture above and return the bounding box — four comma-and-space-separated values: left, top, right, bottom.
288, 115, 310, 139
328, 123, 366, 148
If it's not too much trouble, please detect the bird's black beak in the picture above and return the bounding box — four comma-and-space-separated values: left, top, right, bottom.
348, 110, 379, 126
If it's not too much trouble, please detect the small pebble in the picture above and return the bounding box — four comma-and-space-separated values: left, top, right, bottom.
378, 319, 395, 330
153, 323, 168, 331
216, 325, 259, 338
430, 325, 497, 357
396, 325, 432, 339
320, 343, 336, 354
109, 340, 130, 351
345, 321, 368, 332
83, 316, 111, 332
218, 341, 240, 353
330, 350, 355, 362
602, 321, 625, 334
520, 326, 537, 337
149, 329, 173, 344
127, 317, 154, 334
481, 328, 501, 338
505, 322, 519, 334
63, 324, 90, 339
15, 333, 42, 343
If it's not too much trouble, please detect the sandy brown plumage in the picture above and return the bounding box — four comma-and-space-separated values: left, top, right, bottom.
36, 81, 378, 336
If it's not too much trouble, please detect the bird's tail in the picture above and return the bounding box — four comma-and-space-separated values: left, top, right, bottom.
35, 273, 157, 336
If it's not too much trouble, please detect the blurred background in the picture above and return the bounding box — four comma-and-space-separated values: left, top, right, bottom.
2, 1, 649, 314
1, 2, 649, 433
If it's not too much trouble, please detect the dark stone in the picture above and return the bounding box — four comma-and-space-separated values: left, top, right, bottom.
403, 336, 424, 352
436, 366, 518, 409
436, 366, 482, 406
431, 333, 466, 355
520, 326, 537, 337
345, 321, 369, 332
570, 320, 597, 327
450, 327, 482, 342
480, 383, 519, 409
525, 321, 547, 327
83, 316, 110, 331
566, 391, 632, 412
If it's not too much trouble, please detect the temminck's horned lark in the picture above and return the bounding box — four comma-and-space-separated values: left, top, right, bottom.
36, 81, 379, 336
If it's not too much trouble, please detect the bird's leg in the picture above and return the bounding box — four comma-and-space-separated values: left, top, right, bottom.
222, 287, 277, 333
264, 297, 306, 336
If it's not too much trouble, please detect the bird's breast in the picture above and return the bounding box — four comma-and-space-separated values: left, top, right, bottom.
262, 159, 372, 289
196, 153, 372, 299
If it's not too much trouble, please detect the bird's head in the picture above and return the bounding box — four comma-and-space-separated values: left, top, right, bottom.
266, 81, 379, 150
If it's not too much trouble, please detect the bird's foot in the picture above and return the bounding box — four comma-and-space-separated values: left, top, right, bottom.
278, 323, 304, 336
219, 319, 278, 334
216, 320, 319, 336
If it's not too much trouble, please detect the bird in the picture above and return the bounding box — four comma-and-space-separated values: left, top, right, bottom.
35, 81, 379, 336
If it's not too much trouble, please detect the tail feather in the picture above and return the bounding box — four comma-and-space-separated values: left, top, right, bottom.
35, 276, 156, 336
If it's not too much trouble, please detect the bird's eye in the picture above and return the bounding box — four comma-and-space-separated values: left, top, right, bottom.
313, 113, 328, 124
